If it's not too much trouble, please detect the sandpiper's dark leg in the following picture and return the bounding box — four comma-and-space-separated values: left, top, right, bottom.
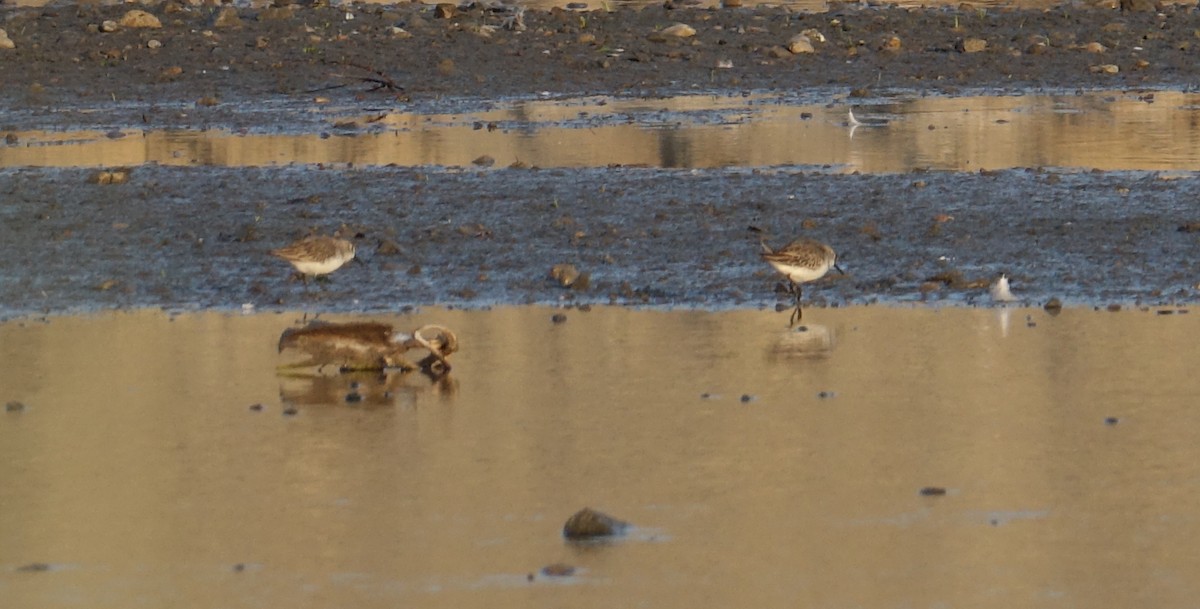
788, 283, 804, 326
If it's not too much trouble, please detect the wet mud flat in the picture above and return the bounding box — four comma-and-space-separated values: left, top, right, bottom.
0, 164, 1197, 316
3, 306, 1200, 609
4, 2, 1200, 125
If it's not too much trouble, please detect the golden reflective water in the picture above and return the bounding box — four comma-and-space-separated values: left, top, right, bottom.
7, 91, 1200, 172
2, 306, 1199, 608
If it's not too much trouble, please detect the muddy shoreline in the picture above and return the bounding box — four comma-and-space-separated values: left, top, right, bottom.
1, 2, 1198, 315
1, 164, 1195, 317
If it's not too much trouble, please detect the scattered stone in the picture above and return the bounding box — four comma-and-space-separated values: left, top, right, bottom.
956, 38, 987, 53
248, 403, 264, 412
88, 169, 131, 185
787, 34, 815, 54
1106, 303, 1122, 312
437, 58, 455, 76
541, 563, 576, 577
578, 33, 596, 45
800, 28, 826, 43
345, 391, 362, 403
817, 391, 835, 399
196, 96, 219, 107
1156, 309, 1175, 315
282, 407, 299, 416
549, 263, 590, 290
716, 59, 734, 69
147, 39, 162, 49
5, 401, 26, 412
161, 66, 184, 79
551, 313, 568, 324
1043, 297, 1063, 315
435, 3, 457, 19
119, 9, 162, 29
212, 7, 243, 29
99, 20, 120, 33
259, 6, 294, 20
919, 486, 947, 496
740, 394, 754, 403
1084, 41, 1107, 53
1090, 64, 1119, 74
652, 23, 696, 40
565, 1, 589, 8
562, 507, 629, 540
472, 155, 495, 167
0, 29, 14, 50
1104, 416, 1120, 425
721, 0, 742, 7
880, 35, 902, 52
16, 563, 51, 572
232, 563, 247, 572
1120, 0, 1160, 11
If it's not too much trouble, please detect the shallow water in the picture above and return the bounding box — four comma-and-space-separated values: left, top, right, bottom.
2, 306, 1199, 608
7, 91, 1200, 172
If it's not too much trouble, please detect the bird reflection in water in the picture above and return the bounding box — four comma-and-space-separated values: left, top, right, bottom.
279, 368, 457, 410
768, 323, 835, 361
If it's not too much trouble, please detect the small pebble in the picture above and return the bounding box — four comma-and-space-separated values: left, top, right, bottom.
345, 392, 362, 404
551, 313, 568, 324
16, 563, 51, 572
541, 563, 576, 577
739, 394, 754, 403
248, 403, 264, 412
1104, 416, 1120, 425
817, 391, 835, 399
282, 407, 298, 416
919, 486, 947, 496
232, 563, 246, 572
6, 401, 26, 412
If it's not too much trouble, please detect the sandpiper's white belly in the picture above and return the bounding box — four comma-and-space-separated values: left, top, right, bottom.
768, 259, 832, 284
292, 255, 352, 276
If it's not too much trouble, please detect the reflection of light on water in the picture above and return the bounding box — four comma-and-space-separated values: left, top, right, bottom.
768, 323, 834, 359
8, 90, 1200, 171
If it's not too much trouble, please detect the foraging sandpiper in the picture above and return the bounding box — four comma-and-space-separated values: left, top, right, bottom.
760, 238, 841, 326
270, 235, 356, 283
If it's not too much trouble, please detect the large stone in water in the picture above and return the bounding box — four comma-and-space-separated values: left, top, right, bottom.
562, 508, 629, 540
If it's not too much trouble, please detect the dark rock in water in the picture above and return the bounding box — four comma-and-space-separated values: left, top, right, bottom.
16, 563, 51, 572
5, 401, 26, 412
248, 403, 264, 412
919, 486, 947, 496
563, 507, 628, 540
540, 562, 576, 577
551, 313, 568, 324
1105, 416, 1120, 425
1043, 297, 1062, 315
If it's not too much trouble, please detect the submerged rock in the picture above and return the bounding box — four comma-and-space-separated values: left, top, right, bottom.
563, 507, 628, 540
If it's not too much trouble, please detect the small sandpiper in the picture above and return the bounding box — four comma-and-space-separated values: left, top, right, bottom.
270, 235, 356, 283
760, 238, 842, 326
